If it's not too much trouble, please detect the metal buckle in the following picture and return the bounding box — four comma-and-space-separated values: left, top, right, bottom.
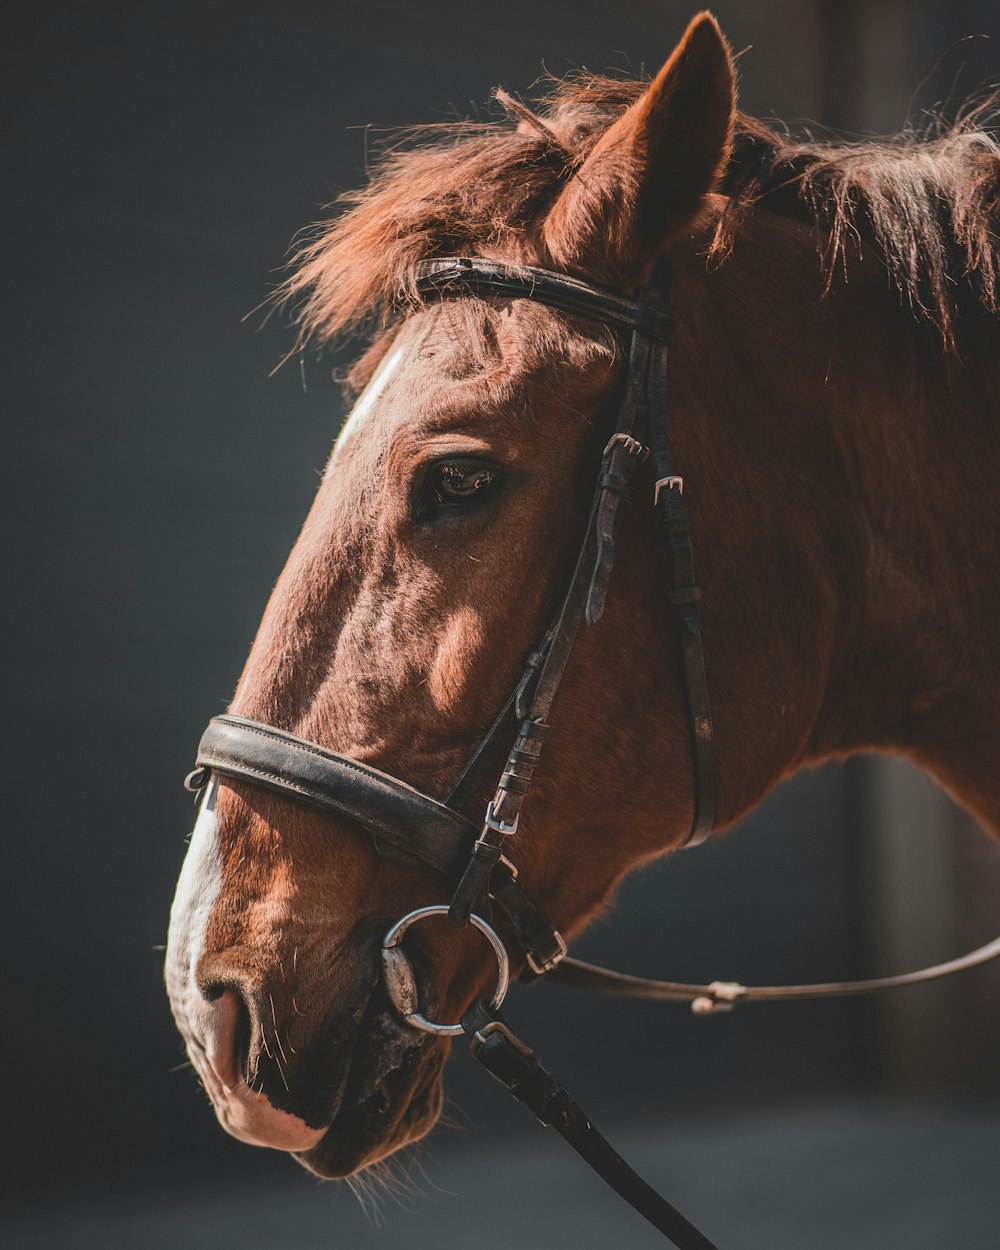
602, 432, 649, 459
653, 475, 684, 504
526, 930, 568, 976
497, 854, 519, 880
484, 800, 519, 835
471, 1017, 534, 1054
381, 906, 510, 1036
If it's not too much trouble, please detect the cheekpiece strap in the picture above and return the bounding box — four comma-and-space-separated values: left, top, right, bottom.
419, 253, 716, 855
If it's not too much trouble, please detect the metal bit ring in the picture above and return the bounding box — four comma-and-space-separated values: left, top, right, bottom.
381, 905, 510, 1036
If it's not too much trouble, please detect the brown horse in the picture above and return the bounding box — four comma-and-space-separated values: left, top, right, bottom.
165, 12, 1000, 1180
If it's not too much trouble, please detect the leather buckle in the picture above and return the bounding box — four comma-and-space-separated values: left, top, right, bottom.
526, 930, 568, 976
471, 1017, 534, 1056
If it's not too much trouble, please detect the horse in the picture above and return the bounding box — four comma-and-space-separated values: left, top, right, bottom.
165, 8, 1000, 1193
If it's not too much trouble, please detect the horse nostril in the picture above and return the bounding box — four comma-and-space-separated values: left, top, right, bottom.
201, 986, 251, 1091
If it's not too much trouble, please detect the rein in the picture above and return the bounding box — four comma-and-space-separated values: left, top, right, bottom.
186, 256, 1000, 1250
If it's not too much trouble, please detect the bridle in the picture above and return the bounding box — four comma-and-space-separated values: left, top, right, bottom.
188, 254, 714, 977
185, 256, 1000, 1250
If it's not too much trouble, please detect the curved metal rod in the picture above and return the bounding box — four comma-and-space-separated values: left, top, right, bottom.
381, 906, 510, 1036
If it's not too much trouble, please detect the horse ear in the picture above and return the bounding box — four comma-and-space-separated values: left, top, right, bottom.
542, 12, 735, 283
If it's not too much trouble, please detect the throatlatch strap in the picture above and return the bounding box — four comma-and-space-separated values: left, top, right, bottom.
586, 331, 655, 626
643, 257, 718, 844
462, 1001, 721, 1250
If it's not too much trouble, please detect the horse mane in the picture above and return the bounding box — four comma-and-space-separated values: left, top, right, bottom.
280, 74, 1000, 352
718, 109, 1000, 346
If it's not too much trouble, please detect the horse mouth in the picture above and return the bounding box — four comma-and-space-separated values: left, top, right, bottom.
192, 991, 447, 1175
292, 1003, 449, 1178
176, 941, 450, 1176
284, 939, 454, 1177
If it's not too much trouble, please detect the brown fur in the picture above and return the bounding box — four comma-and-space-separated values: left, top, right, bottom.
168, 12, 1000, 1181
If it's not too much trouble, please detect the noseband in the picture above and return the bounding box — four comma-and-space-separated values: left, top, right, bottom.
185, 257, 1000, 1250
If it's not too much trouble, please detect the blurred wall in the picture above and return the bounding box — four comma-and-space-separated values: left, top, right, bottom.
5, 0, 999, 1205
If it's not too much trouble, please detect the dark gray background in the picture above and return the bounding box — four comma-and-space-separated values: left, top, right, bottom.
6, 2, 1000, 1244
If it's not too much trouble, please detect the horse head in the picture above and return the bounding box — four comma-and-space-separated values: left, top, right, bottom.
167, 10, 932, 1179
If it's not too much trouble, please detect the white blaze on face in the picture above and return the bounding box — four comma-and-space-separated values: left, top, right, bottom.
165, 778, 223, 1023
324, 340, 409, 476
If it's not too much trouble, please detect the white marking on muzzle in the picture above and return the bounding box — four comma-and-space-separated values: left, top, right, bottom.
166, 777, 223, 1010
165, 780, 327, 1153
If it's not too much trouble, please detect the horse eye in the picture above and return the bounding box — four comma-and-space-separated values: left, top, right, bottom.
427, 460, 501, 511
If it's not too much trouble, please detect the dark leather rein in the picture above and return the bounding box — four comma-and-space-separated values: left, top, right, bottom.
186, 256, 1000, 1250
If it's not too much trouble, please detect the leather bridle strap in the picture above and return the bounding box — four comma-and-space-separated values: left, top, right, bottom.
413, 255, 716, 931
191, 715, 566, 973
643, 258, 717, 841
547, 936, 1000, 1012
194, 715, 478, 879
546, 933, 1000, 1010
419, 259, 715, 847
462, 1000, 720, 1250
416, 257, 674, 341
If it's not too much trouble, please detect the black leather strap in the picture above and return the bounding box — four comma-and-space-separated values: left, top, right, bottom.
417, 258, 675, 342
462, 1001, 720, 1250
421, 254, 716, 851
447, 486, 604, 927
586, 343, 654, 626
197, 715, 479, 878
643, 257, 718, 844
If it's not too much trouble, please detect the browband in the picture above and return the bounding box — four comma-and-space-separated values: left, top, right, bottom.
416, 258, 675, 342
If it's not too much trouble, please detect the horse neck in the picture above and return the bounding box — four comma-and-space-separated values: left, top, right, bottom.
819, 309, 1000, 834
669, 212, 1000, 836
